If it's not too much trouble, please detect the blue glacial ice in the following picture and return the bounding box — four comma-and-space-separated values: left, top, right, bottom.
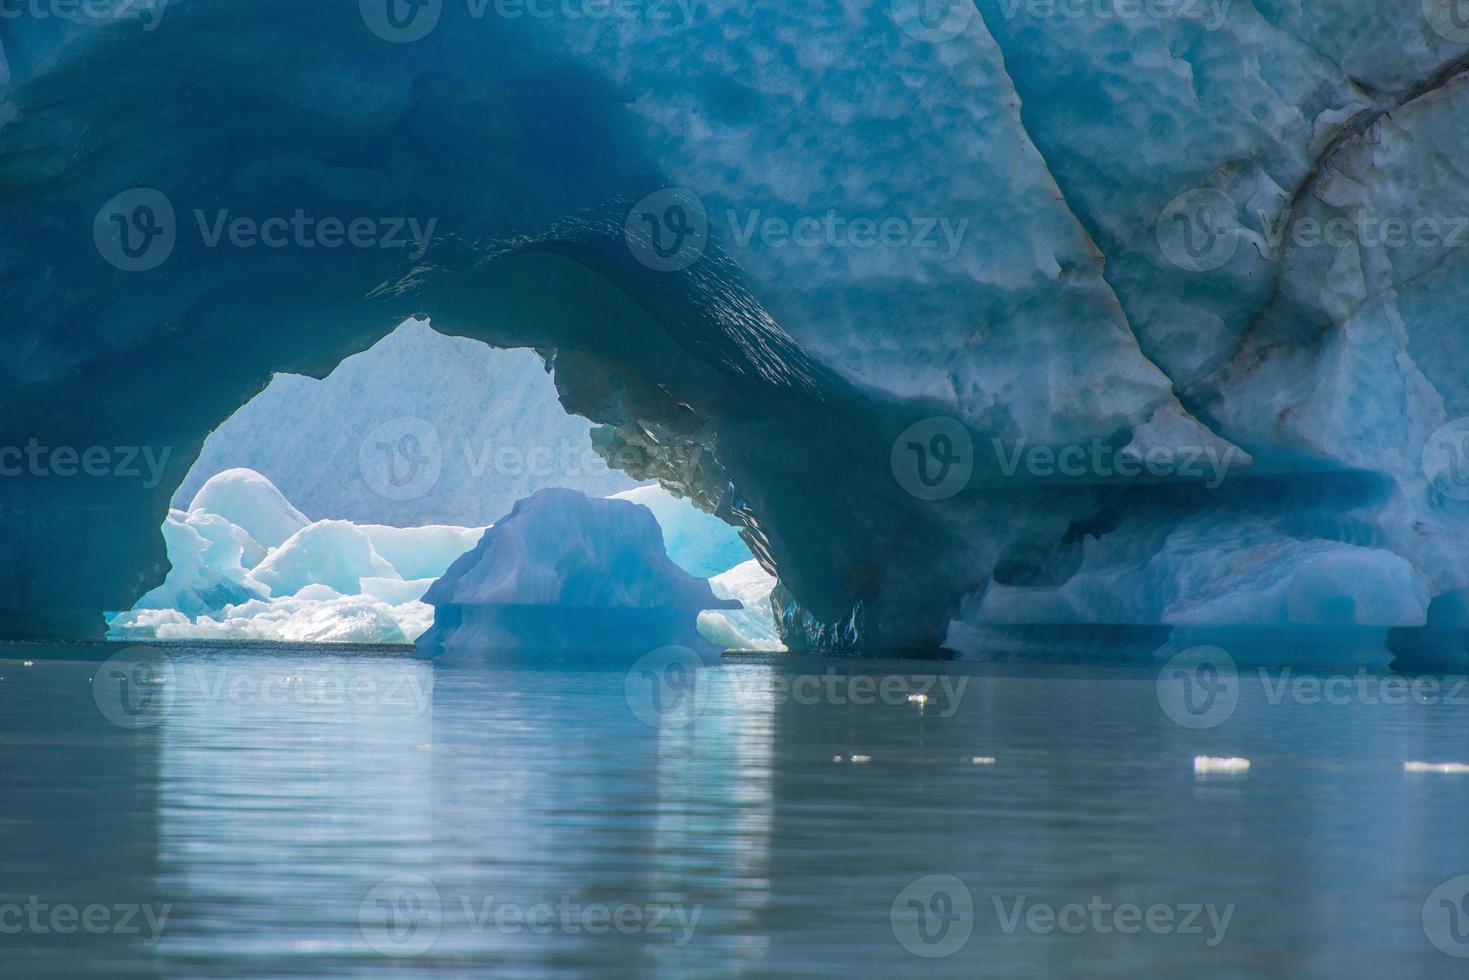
8, 3, 1469, 665
417, 488, 740, 657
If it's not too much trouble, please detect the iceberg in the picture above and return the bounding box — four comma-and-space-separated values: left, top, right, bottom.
250, 520, 400, 598
111, 469, 470, 645
188, 469, 310, 550
699, 560, 784, 652
111, 591, 429, 645
124, 508, 268, 619
417, 489, 738, 658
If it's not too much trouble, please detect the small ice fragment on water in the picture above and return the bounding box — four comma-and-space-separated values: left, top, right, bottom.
1194, 756, 1250, 774
972, 756, 996, 765
850, 754, 872, 764
1404, 761, 1469, 774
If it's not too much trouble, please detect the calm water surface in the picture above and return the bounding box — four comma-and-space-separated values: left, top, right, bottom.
3, 641, 1469, 977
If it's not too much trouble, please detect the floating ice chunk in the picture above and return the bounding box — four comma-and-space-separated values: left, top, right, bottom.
250, 520, 399, 597
698, 559, 784, 651
131, 509, 269, 618
1404, 761, 1469, 774
611, 484, 752, 578
189, 468, 309, 549
135, 593, 426, 644
418, 488, 737, 657
1194, 756, 1251, 774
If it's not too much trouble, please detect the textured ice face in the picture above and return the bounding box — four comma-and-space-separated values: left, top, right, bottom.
189, 469, 310, 550
700, 560, 783, 652
418, 488, 738, 656
176, 319, 637, 526
8, 3, 1469, 663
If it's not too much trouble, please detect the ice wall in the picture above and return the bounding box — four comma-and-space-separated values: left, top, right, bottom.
5, 2, 1469, 665
176, 318, 636, 527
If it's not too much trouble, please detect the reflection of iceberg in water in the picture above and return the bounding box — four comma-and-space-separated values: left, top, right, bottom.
152, 652, 436, 962
147, 651, 778, 973
643, 671, 777, 971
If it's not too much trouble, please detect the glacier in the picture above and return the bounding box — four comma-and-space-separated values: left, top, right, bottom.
6, 3, 1469, 667
175, 318, 637, 526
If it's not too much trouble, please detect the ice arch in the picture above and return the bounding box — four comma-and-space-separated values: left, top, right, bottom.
7, 3, 1469, 663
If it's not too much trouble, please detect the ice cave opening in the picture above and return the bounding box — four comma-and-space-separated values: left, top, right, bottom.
105, 319, 784, 652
